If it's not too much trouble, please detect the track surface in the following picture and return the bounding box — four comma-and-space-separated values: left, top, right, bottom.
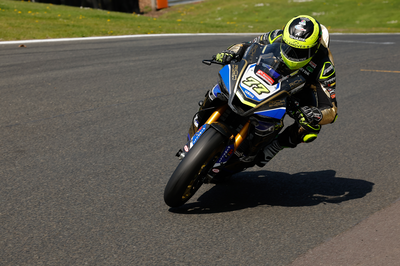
1, 34, 399, 265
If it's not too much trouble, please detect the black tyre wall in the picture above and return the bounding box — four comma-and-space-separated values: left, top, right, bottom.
164, 128, 227, 207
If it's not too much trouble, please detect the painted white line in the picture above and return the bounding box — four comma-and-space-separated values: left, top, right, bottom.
0, 33, 398, 45
331, 40, 395, 45
0, 33, 263, 45
361, 69, 400, 73
330, 32, 400, 35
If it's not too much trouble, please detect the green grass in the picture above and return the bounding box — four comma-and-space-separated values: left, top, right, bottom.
1, 0, 399, 41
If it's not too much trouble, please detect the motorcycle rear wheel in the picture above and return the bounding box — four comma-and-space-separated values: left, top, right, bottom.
164, 128, 227, 208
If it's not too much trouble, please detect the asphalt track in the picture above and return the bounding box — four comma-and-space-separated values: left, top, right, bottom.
1, 34, 399, 265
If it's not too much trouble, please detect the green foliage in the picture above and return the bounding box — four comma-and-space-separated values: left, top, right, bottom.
0, 0, 399, 41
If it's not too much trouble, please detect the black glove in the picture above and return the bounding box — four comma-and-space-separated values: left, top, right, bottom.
296, 106, 323, 128
214, 50, 237, 64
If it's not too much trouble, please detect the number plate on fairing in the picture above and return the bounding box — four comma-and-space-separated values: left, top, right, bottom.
239, 64, 280, 102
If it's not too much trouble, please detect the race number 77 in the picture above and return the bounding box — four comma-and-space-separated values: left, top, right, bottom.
242, 77, 270, 95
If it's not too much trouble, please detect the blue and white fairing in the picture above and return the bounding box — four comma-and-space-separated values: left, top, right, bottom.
238, 64, 286, 119
188, 43, 306, 159
217, 42, 306, 120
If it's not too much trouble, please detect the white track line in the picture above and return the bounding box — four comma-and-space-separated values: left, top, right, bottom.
0, 33, 261, 45
0, 33, 398, 45
331, 40, 395, 45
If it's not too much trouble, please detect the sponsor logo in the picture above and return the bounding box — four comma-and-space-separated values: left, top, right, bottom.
290, 35, 306, 42
289, 78, 303, 87
323, 64, 334, 75
256, 70, 274, 85
244, 89, 256, 99
248, 45, 258, 59
327, 88, 336, 99
287, 41, 314, 49
232, 64, 239, 80
295, 20, 307, 35
184, 145, 189, 152
269, 99, 286, 107
192, 125, 206, 145
212, 168, 220, 173
218, 146, 234, 163
324, 77, 336, 85
300, 68, 310, 76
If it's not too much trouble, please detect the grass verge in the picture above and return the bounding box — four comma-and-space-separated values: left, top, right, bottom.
0, 0, 399, 41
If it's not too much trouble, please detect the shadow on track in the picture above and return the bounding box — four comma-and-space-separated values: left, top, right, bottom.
168, 170, 374, 214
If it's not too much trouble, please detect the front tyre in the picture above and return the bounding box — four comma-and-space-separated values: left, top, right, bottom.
164, 128, 227, 207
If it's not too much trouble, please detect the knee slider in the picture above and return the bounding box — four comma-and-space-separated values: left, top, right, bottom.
300, 124, 321, 143
302, 133, 318, 143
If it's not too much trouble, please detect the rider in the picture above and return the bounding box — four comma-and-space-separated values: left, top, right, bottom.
190, 15, 338, 167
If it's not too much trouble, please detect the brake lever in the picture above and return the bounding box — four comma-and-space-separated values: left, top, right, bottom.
202, 58, 225, 66
202, 59, 213, 65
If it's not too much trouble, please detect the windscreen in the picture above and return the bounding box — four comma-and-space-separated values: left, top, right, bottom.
254, 43, 293, 85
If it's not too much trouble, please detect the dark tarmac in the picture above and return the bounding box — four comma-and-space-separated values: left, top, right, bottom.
1, 34, 399, 265
290, 198, 400, 266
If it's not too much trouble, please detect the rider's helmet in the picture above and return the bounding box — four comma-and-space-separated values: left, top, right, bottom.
281, 15, 322, 70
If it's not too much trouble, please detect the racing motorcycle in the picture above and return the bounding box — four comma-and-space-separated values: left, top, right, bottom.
164, 42, 307, 208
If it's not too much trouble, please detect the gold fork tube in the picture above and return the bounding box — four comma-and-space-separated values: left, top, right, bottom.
234, 120, 250, 151
204, 104, 249, 152
205, 105, 228, 125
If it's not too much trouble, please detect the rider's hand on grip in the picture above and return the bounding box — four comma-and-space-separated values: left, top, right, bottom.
297, 106, 323, 127
214, 50, 237, 64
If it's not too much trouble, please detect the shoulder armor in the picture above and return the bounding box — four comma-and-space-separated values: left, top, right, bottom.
319, 61, 335, 83
268, 29, 283, 44
320, 24, 330, 48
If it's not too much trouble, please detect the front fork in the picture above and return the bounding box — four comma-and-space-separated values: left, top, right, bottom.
177, 105, 250, 159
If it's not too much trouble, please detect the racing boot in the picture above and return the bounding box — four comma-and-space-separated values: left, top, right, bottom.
255, 121, 321, 167
256, 139, 284, 167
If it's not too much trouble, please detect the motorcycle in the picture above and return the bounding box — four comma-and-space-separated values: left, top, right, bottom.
164, 42, 307, 208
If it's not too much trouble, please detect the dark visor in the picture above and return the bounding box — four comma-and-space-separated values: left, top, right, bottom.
281, 42, 319, 62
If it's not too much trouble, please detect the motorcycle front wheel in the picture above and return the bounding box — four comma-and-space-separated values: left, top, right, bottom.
164, 127, 228, 208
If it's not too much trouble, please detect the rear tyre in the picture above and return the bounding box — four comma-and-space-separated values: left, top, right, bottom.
164, 128, 227, 207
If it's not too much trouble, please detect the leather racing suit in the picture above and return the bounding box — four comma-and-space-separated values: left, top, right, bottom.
189, 29, 338, 164
247, 29, 338, 148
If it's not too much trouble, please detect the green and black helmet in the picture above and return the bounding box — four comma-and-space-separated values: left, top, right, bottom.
281, 15, 322, 70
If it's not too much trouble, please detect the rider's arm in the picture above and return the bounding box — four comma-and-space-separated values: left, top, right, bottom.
220, 29, 284, 62
250, 29, 283, 45
224, 42, 251, 60
314, 61, 338, 125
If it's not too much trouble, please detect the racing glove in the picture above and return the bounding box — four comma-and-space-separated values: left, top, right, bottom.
296, 106, 323, 129
214, 50, 237, 64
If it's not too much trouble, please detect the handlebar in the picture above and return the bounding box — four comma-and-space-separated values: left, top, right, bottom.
202, 58, 225, 66
202, 53, 241, 66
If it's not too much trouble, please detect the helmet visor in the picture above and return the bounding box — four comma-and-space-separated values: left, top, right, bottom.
280, 42, 319, 62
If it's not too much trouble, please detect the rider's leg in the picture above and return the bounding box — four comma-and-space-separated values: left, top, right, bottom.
257, 122, 321, 166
